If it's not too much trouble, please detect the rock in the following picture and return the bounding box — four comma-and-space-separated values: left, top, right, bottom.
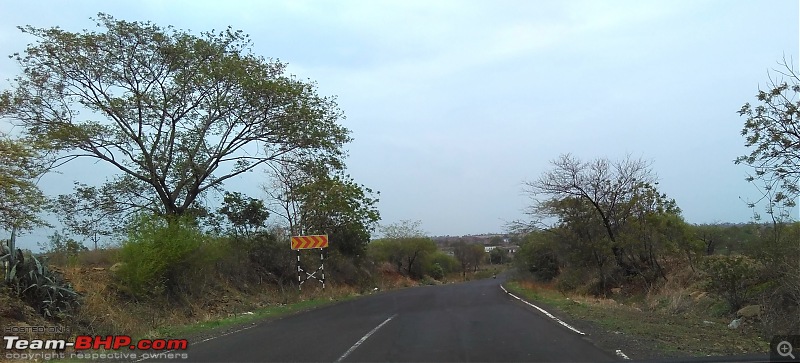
737, 305, 761, 318
109, 262, 125, 272
703, 320, 715, 325
728, 318, 742, 329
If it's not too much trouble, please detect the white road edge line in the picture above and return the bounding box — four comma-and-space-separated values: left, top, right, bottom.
616, 349, 631, 360
335, 314, 397, 363
499, 285, 585, 335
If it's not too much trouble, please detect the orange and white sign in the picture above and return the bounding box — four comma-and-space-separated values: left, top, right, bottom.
290, 235, 329, 250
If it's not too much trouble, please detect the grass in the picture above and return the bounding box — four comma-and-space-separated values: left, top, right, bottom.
151, 294, 356, 338
504, 280, 769, 358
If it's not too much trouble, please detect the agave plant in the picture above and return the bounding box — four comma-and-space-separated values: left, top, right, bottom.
4, 248, 80, 320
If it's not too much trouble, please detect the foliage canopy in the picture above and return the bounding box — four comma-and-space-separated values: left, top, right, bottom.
0, 14, 350, 217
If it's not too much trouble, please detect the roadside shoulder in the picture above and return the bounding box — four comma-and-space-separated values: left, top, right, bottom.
500, 282, 692, 361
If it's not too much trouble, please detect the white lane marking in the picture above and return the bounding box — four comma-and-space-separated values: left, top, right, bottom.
616, 349, 631, 360
500, 285, 585, 335
335, 314, 397, 363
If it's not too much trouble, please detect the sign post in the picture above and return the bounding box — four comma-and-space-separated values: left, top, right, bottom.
291, 235, 329, 291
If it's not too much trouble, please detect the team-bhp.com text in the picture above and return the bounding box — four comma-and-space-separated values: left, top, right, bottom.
3, 335, 189, 360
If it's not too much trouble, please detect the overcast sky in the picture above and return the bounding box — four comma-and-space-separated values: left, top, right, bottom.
1, 0, 798, 249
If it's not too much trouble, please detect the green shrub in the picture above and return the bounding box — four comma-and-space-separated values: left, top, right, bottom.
427, 252, 459, 274
115, 214, 214, 298
698, 254, 763, 312
242, 233, 294, 285
429, 263, 445, 280
516, 240, 560, 282
555, 269, 583, 294
419, 275, 438, 285
325, 249, 375, 288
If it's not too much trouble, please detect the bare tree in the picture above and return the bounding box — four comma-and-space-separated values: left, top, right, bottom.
523, 153, 656, 275
525, 154, 654, 238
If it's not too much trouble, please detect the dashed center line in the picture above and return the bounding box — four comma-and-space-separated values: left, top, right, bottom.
335, 314, 397, 363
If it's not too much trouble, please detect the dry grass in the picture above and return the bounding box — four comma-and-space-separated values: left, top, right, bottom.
75, 248, 118, 267
507, 268, 771, 359
59, 264, 361, 340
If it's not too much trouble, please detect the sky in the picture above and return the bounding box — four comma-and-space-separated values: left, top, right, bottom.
0, 0, 798, 250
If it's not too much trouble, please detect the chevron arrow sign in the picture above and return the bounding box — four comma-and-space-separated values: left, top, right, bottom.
290, 235, 329, 250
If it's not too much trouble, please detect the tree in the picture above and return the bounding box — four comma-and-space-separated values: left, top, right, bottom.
736, 60, 800, 336
453, 241, 485, 278
265, 161, 380, 258
49, 182, 124, 249
489, 247, 508, 264
0, 14, 350, 219
217, 191, 269, 238
379, 220, 426, 239
693, 224, 724, 256
367, 237, 437, 278
0, 133, 49, 232
518, 154, 693, 293
515, 233, 560, 282
38, 231, 87, 265
736, 59, 799, 217
520, 154, 656, 275
295, 172, 380, 257
399, 237, 438, 278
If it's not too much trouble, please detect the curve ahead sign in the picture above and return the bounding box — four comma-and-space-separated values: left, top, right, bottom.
291, 235, 329, 250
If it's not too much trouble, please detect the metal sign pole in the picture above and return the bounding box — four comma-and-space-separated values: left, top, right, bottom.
320, 248, 325, 290
291, 235, 329, 291
296, 249, 302, 291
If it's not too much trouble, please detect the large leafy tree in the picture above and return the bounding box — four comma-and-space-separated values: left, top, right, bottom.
0, 14, 350, 218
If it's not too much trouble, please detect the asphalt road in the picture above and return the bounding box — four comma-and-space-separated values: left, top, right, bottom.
155, 277, 620, 362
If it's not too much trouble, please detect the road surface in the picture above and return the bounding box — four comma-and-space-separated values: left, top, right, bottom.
157, 277, 620, 362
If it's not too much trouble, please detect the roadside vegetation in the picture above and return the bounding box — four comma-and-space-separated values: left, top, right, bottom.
0, 11, 795, 363
0, 14, 387, 352
508, 60, 800, 357
0, 15, 502, 360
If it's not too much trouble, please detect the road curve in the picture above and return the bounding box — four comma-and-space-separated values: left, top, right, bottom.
155, 277, 620, 362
